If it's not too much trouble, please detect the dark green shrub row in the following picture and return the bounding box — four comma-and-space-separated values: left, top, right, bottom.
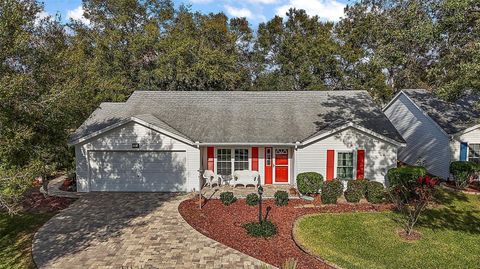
297, 172, 323, 195
219, 192, 236, 205
344, 189, 362, 203
274, 190, 289, 206
366, 181, 385, 204
387, 166, 427, 188
321, 180, 343, 204
450, 161, 480, 175
243, 220, 277, 238
246, 193, 259, 206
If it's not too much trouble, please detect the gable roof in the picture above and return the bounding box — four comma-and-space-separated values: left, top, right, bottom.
69, 91, 405, 145
398, 89, 480, 134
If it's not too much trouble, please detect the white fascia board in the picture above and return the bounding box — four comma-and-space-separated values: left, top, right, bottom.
302, 122, 406, 147
68, 117, 194, 146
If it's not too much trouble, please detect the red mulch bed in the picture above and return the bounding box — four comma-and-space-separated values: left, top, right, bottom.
21, 188, 76, 213
179, 198, 393, 269
445, 181, 480, 193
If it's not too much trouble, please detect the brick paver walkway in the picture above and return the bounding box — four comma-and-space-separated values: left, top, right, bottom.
32, 193, 269, 269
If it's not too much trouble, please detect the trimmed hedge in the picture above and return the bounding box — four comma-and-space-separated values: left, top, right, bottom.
344, 189, 362, 203
243, 220, 277, 238
344, 180, 366, 203
450, 161, 479, 176
387, 166, 427, 188
219, 192, 237, 205
321, 180, 343, 204
347, 180, 368, 197
297, 172, 324, 195
366, 181, 385, 204
332, 179, 344, 198
274, 190, 289, 206
246, 193, 259, 206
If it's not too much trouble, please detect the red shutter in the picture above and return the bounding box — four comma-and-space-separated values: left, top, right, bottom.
356, 150, 365, 180
251, 147, 258, 171
326, 150, 335, 181
207, 147, 214, 171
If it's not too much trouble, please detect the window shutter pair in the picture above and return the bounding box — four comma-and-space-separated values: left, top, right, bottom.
326, 149, 365, 180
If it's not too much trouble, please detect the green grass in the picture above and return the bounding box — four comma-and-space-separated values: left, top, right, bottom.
294, 189, 480, 269
0, 213, 54, 269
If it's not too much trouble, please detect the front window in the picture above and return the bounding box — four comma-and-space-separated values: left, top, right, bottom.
234, 149, 249, 171
216, 149, 232, 176
216, 148, 250, 176
468, 144, 480, 164
337, 152, 354, 179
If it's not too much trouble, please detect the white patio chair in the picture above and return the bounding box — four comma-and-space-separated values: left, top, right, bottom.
232, 170, 260, 188
202, 170, 222, 188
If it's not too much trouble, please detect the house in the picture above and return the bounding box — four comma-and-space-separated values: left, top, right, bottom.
68, 91, 406, 192
383, 89, 480, 179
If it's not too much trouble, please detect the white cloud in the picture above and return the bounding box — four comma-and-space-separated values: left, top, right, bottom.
67, 5, 90, 25
224, 5, 253, 19
190, 0, 214, 3
35, 11, 50, 24
275, 0, 345, 21
246, 0, 278, 4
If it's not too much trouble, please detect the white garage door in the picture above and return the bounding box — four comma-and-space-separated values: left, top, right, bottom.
88, 151, 187, 192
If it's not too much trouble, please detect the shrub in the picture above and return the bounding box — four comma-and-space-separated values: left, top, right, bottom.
366, 181, 385, 204
246, 193, 259, 206
331, 179, 344, 198
388, 175, 439, 235
274, 190, 289, 206
296, 172, 324, 195
243, 220, 277, 238
347, 180, 368, 197
387, 166, 427, 188
450, 161, 480, 189
219, 192, 236, 205
344, 189, 362, 203
321, 180, 342, 204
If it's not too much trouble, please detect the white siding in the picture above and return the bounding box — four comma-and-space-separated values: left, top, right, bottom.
451, 126, 480, 161
384, 93, 451, 179
295, 127, 398, 185
75, 121, 200, 192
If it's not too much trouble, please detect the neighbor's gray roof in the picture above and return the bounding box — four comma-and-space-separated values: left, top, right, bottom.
403, 89, 480, 134
70, 91, 405, 144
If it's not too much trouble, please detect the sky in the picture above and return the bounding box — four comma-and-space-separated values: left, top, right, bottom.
41, 0, 351, 26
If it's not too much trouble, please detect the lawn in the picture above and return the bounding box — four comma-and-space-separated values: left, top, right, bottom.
0, 213, 54, 269
294, 189, 480, 269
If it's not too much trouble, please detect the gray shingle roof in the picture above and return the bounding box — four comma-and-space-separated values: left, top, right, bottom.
70, 91, 405, 144
403, 89, 480, 134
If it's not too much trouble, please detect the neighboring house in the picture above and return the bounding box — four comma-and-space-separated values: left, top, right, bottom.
383, 89, 480, 179
69, 91, 406, 192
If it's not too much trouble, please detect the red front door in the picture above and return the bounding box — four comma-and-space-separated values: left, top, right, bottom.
264, 147, 273, 184
275, 149, 289, 183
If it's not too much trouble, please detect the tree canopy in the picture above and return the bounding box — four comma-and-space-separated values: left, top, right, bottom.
0, 0, 478, 212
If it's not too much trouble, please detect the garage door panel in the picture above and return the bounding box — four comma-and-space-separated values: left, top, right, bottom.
89, 151, 187, 192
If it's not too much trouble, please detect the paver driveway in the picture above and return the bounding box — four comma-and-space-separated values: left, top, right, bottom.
33, 193, 267, 269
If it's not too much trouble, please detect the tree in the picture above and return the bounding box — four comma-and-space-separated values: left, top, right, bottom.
335, 0, 436, 102
0, 0, 77, 213
428, 0, 480, 100
254, 9, 344, 91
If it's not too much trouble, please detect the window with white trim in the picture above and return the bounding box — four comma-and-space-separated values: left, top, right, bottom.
234, 149, 249, 171
468, 144, 480, 164
216, 149, 232, 176
337, 152, 354, 179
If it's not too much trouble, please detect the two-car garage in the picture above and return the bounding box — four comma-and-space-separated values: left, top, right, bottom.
73, 120, 200, 193
88, 151, 187, 192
